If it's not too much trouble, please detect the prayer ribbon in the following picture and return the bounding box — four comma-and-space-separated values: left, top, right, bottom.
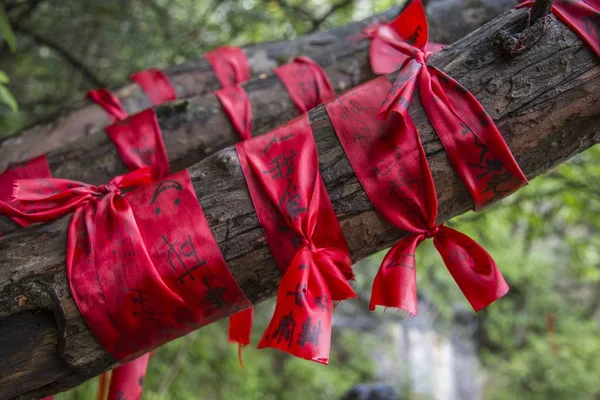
326, 0, 527, 315
517, 0, 600, 59
88, 68, 177, 121
0, 167, 252, 360
236, 114, 355, 363
215, 86, 253, 141
326, 76, 510, 315
205, 46, 251, 88
274, 57, 335, 114
106, 353, 151, 400
130, 69, 177, 105
362, 0, 444, 75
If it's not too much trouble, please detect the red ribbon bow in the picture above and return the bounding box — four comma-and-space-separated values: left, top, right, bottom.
1, 166, 251, 361
374, 0, 527, 210
325, 0, 527, 316
236, 114, 355, 363
518, 0, 600, 59
362, 1, 444, 75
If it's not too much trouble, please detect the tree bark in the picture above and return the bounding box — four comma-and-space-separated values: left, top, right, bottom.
0, 0, 518, 173
1, 6, 599, 400
0, 0, 520, 236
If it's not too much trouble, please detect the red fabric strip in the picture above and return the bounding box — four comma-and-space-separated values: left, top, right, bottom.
215, 86, 253, 141
105, 108, 170, 180
130, 69, 177, 105
107, 353, 151, 400
374, 0, 527, 210
364, 0, 444, 75
518, 0, 600, 59
87, 89, 128, 122
1, 168, 252, 360
274, 57, 335, 115
0, 155, 52, 234
205, 46, 251, 88
0, 155, 51, 203
326, 76, 510, 316
236, 114, 355, 363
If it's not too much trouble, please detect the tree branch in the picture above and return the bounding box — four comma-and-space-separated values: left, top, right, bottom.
13, 23, 105, 87
0, 8, 599, 398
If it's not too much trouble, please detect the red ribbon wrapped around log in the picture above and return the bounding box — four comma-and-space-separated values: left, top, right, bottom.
236, 114, 356, 363
325, 0, 527, 315
216, 57, 334, 143
274, 57, 335, 114
205, 46, 251, 88
0, 166, 252, 361
88, 69, 177, 121
518, 0, 600, 59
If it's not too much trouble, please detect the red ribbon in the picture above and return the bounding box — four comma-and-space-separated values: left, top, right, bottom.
325, 0, 525, 316
87, 88, 128, 122
205, 46, 251, 88
89, 69, 177, 121
130, 69, 177, 105
106, 353, 151, 400
518, 0, 600, 59
374, 0, 527, 210
215, 86, 253, 141
105, 108, 170, 179
0, 167, 252, 361
362, 1, 444, 75
0, 155, 52, 235
326, 76, 510, 315
236, 114, 355, 363
274, 57, 335, 114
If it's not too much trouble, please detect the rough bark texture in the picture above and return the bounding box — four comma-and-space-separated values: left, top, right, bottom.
0, 0, 519, 236
0, 0, 517, 172
1, 6, 599, 400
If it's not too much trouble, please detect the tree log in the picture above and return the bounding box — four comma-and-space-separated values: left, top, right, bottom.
0, 0, 518, 172
1, 7, 599, 400
0, 0, 519, 236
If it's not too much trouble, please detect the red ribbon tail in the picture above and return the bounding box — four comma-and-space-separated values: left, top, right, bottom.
107, 353, 151, 400
369, 234, 423, 315
258, 249, 335, 364
229, 307, 254, 369
433, 225, 509, 312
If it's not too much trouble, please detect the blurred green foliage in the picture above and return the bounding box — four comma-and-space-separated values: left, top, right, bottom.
1, 0, 598, 399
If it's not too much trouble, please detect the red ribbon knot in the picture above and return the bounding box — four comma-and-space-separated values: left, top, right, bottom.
424, 224, 441, 239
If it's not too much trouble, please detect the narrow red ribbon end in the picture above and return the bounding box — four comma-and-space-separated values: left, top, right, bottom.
87, 88, 127, 121
130, 68, 177, 105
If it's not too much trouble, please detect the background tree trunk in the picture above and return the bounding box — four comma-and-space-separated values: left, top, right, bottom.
0, 0, 518, 172
0, 7, 598, 399
0, 0, 520, 236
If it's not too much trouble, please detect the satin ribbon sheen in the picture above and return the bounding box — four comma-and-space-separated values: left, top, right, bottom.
0, 167, 252, 360
274, 57, 335, 114
130, 69, 177, 105
326, 76, 510, 315
518, 0, 600, 59
236, 114, 355, 363
105, 108, 170, 179
215, 86, 253, 141
362, 0, 444, 75
373, 0, 527, 210
205, 46, 251, 88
